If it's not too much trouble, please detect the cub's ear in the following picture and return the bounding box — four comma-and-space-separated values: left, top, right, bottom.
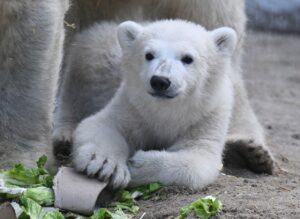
117, 21, 143, 49
211, 27, 237, 56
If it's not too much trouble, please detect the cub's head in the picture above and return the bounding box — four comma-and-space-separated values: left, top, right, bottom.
117, 20, 237, 101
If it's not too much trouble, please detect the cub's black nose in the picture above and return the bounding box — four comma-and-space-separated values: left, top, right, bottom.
150, 76, 171, 91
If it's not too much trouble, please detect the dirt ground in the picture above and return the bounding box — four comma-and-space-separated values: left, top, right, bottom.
136, 31, 300, 219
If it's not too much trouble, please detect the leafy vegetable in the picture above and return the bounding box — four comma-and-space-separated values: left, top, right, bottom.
109, 182, 162, 215
22, 186, 54, 206
111, 190, 139, 214
0, 156, 61, 218
91, 208, 129, 219
176, 196, 222, 219
64, 212, 88, 219
0, 155, 53, 188
19, 196, 64, 219
129, 182, 162, 200
0, 155, 54, 208
19, 196, 45, 219
0, 185, 26, 199
0, 156, 165, 219
43, 211, 65, 219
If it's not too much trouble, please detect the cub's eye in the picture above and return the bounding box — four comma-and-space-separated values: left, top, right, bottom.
181, 55, 193, 64
145, 52, 154, 61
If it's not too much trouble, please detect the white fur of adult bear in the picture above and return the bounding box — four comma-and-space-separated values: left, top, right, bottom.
73, 20, 237, 189
0, 0, 69, 168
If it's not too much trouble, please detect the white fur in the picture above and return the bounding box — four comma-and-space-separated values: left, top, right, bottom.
0, 0, 69, 169
73, 20, 236, 189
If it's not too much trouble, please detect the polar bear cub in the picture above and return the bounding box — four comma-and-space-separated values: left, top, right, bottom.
73, 20, 237, 189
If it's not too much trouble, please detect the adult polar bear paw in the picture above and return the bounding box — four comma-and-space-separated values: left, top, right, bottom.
52, 126, 73, 157
224, 138, 274, 174
73, 143, 131, 189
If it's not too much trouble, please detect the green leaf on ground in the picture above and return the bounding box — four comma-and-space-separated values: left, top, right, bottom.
19, 196, 45, 219
0, 155, 52, 188
43, 211, 65, 219
19, 196, 64, 219
91, 208, 129, 219
22, 186, 54, 206
110, 182, 162, 215
129, 182, 162, 200
111, 190, 139, 214
176, 196, 222, 219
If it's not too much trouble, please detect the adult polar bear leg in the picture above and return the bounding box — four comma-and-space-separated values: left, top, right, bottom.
0, 0, 68, 168
146, 0, 274, 174
52, 23, 122, 157
224, 85, 275, 174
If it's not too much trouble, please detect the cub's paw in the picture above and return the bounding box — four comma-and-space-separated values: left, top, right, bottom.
73, 143, 130, 189
52, 127, 73, 157
128, 150, 162, 186
224, 139, 275, 174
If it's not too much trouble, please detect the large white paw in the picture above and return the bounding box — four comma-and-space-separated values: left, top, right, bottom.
73, 143, 131, 189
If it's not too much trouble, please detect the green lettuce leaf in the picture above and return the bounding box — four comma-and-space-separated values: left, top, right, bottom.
1, 155, 53, 188
19, 196, 46, 219
43, 211, 65, 219
91, 208, 129, 219
111, 190, 138, 214
129, 182, 162, 200
22, 187, 54, 206
19, 196, 64, 219
109, 183, 162, 215
64, 212, 88, 219
176, 196, 222, 219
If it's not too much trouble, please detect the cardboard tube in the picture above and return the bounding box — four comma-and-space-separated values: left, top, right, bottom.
53, 167, 108, 215
0, 202, 17, 219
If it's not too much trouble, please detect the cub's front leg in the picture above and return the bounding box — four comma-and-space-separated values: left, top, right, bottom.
129, 106, 231, 190
128, 141, 224, 190
73, 112, 131, 189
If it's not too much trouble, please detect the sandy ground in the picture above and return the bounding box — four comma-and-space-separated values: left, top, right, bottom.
136, 31, 300, 218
